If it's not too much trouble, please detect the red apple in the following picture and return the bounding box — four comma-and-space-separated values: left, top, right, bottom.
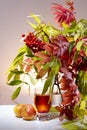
14, 104, 25, 118
21, 104, 36, 120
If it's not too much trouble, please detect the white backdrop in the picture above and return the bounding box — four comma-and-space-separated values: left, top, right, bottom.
0, 0, 87, 104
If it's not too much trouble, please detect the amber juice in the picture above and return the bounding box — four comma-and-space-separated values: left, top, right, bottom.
34, 94, 52, 113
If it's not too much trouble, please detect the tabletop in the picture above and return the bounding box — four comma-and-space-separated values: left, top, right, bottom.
0, 105, 65, 130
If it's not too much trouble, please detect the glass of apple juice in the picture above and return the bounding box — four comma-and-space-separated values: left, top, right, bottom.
34, 87, 52, 120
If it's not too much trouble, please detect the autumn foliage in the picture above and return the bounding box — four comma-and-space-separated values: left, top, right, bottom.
7, 0, 87, 120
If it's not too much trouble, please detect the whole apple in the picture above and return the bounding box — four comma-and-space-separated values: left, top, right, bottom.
21, 104, 36, 120
14, 104, 25, 118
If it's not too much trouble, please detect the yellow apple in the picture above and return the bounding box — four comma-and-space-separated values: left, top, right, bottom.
21, 104, 36, 120
14, 104, 25, 118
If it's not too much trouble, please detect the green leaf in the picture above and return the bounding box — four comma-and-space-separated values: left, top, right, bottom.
42, 60, 59, 94
62, 119, 87, 130
50, 106, 58, 113
27, 14, 41, 29
76, 40, 83, 51
23, 81, 29, 85
77, 71, 87, 95
30, 13, 41, 24
42, 78, 51, 94
7, 80, 22, 86
63, 21, 77, 34
7, 72, 14, 82
51, 59, 60, 75
62, 121, 79, 130
74, 33, 80, 41
13, 46, 26, 63
80, 101, 86, 110
25, 45, 33, 57
11, 69, 24, 74
43, 25, 60, 37
12, 52, 24, 66
84, 46, 87, 56
42, 74, 54, 94
12, 87, 21, 100
13, 74, 20, 80
27, 20, 36, 29
74, 103, 83, 118
69, 42, 74, 53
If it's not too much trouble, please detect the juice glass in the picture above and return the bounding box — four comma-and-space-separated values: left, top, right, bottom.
34, 87, 52, 120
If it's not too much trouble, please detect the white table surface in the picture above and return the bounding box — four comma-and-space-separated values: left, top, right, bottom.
0, 105, 65, 130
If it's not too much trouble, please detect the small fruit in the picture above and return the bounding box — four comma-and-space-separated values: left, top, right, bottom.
14, 104, 25, 118
21, 104, 36, 120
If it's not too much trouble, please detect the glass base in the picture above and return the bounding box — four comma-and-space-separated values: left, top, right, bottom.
36, 112, 48, 121
36, 112, 59, 121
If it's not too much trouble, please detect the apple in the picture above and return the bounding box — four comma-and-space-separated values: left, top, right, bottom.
21, 104, 36, 120
14, 104, 25, 118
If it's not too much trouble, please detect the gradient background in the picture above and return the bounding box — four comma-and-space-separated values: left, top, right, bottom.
0, 0, 87, 104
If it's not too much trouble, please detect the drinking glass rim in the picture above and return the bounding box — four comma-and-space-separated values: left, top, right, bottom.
34, 87, 51, 95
